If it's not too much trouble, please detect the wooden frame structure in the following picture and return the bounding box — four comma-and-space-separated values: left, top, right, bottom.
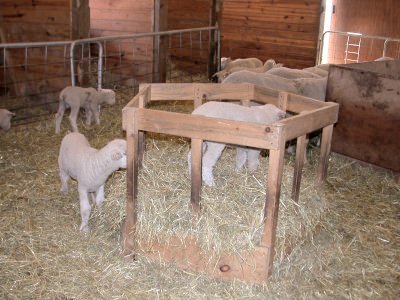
121, 83, 339, 283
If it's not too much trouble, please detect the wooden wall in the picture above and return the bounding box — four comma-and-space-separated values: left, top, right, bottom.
325, 0, 400, 63
89, 0, 155, 84
0, 0, 89, 43
0, 0, 89, 98
220, 0, 322, 69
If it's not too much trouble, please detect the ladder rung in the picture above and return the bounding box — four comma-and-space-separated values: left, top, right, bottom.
345, 59, 358, 62
348, 43, 361, 46
346, 51, 359, 54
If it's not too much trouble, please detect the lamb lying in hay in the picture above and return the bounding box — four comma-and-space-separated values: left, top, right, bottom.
55, 86, 116, 134
188, 101, 286, 187
58, 132, 127, 232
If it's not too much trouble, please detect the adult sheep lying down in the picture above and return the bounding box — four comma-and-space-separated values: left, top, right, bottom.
213, 59, 280, 82
222, 71, 328, 101
188, 101, 286, 187
58, 132, 127, 232
0, 109, 15, 131
55, 86, 116, 134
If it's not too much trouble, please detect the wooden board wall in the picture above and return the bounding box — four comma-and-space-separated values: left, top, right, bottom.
0, 0, 89, 98
0, 0, 89, 42
220, 0, 322, 69
89, 0, 155, 84
326, 0, 400, 63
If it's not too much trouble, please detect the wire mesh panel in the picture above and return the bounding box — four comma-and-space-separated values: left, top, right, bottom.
318, 31, 400, 65
0, 27, 219, 125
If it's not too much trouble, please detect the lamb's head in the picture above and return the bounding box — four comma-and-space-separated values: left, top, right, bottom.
221, 57, 231, 69
212, 69, 231, 82
254, 104, 286, 123
98, 88, 116, 105
263, 59, 283, 72
106, 139, 127, 169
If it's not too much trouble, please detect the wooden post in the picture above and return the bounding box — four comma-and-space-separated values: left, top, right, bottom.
153, 0, 168, 83
291, 134, 307, 202
208, 0, 218, 79
317, 124, 334, 184
122, 108, 139, 258
261, 124, 286, 276
190, 138, 203, 215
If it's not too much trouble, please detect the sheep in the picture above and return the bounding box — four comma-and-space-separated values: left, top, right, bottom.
55, 86, 116, 134
222, 71, 327, 101
221, 57, 263, 70
58, 132, 127, 232
187, 101, 286, 187
0, 109, 15, 131
213, 59, 281, 82
302, 64, 330, 77
266, 66, 323, 79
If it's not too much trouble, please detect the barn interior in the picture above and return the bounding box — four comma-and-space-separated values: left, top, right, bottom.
0, 0, 399, 298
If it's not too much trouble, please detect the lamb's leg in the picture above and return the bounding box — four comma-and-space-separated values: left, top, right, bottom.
94, 185, 105, 216
69, 106, 80, 132
85, 108, 93, 126
94, 107, 101, 125
202, 142, 225, 187
247, 149, 261, 172
78, 186, 91, 232
55, 105, 65, 134
59, 168, 69, 193
235, 147, 248, 172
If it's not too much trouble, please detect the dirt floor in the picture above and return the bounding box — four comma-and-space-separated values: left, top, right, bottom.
0, 89, 399, 299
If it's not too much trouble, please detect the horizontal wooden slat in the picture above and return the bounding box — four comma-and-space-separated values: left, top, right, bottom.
134, 108, 284, 149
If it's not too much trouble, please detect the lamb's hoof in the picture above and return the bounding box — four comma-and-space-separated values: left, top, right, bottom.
80, 225, 90, 233
60, 188, 68, 194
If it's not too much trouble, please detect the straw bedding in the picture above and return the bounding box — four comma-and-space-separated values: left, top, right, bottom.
0, 87, 398, 298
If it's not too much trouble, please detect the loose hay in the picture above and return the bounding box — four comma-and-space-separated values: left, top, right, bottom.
0, 89, 399, 298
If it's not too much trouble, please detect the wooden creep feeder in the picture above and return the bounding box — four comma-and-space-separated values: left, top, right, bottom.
121, 83, 339, 283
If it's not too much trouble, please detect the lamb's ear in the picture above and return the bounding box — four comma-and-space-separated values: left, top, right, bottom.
111, 150, 123, 161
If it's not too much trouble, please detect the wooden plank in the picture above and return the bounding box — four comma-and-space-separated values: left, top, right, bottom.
139, 235, 271, 283
291, 134, 307, 202
122, 108, 139, 258
279, 104, 339, 141
89, 0, 152, 10
261, 125, 286, 276
141, 83, 253, 101
136, 108, 282, 149
1, 7, 69, 24
190, 138, 203, 215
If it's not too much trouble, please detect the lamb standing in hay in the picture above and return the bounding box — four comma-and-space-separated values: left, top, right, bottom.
188, 101, 286, 186
55, 86, 116, 134
0, 109, 15, 131
58, 132, 127, 232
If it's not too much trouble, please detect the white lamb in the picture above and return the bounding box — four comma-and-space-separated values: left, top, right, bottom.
266, 66, 322, 79
188, 101, 286, 186
213, 59, 280, 82
221, 57, 263, 70
55, 86, 116, 134
222, 71, 327, 101
0, 109, 14, 131
58, 132, 127, 232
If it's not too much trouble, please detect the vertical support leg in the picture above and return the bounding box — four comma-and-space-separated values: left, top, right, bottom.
291, 134, 307, 202
317, 124, 334, 184
261, 132, 286, 277
191, 138, 203, 216
138, 131, 145, 168
122, 116, 139, 258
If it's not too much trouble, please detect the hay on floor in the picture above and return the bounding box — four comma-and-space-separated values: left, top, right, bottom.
0, 89, 398, 298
